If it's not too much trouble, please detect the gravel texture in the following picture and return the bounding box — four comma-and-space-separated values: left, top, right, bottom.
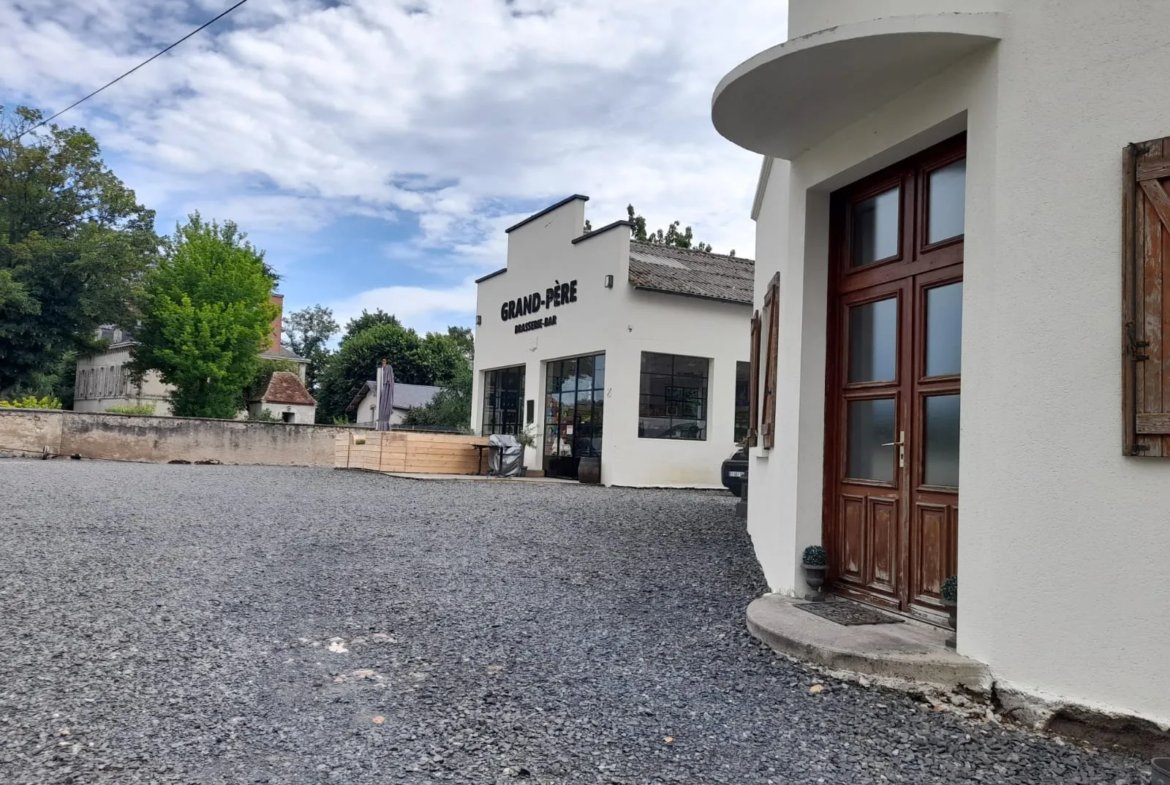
0, 461, 1146, 784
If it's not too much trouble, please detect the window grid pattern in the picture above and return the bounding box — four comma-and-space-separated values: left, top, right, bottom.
638, 352, 709, 441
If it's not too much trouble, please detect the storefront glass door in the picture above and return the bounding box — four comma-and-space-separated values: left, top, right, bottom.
544, 354, 605, 479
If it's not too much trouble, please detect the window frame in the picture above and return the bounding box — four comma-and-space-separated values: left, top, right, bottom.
638, 351, 710, 441
481, 365, 526, 436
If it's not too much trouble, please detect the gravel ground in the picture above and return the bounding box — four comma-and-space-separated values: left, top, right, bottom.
0, 461, 1146, 784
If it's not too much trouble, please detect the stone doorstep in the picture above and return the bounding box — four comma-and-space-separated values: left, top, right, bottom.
746, 594, 992, 693
748, 594, 1170, 758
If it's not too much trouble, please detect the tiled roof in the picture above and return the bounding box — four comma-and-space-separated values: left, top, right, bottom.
259, 371, 317, 406
346, 381, 444, 413
259, 345, 308, 363
627, 242, 755, 305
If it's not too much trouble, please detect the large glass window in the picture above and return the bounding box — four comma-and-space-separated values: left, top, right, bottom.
734, 361, 751, 443
639, 352, 709, 441
481, 366, 525, 436
544, 355, 604, 463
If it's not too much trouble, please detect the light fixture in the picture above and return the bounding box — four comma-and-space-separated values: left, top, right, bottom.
604, 274, 614, 288
476, 315, 482, 325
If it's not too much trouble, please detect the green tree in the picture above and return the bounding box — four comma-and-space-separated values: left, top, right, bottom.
402, 361, 472, 431
129, 214, 277, 419
0, 105, 157, 395
283, 304, 337, 393
342, 309, 401, 342
316, 320, 426, 422
626, 204, 714, 253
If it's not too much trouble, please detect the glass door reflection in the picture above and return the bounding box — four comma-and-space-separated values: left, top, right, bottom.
544, 354, 605, 479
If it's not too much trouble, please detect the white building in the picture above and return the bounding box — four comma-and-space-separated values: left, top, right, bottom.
74, 294, 313, 420
347, 380, 444, 427
472, 196, 753, 486
713, 0, 1170, 728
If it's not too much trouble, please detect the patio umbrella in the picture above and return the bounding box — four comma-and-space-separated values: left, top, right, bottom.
376, 361, 395, 432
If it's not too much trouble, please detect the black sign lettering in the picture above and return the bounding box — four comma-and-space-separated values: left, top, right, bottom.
501, 279, 578, 324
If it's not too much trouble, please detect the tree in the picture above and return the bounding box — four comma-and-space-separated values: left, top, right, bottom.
342, 309, 401, 342
402, 361, 472, 431
626, 204, 714, 253
129, 214, 277, 419
315, 319, 475, 423
0, 105, 157, 395
316, 320, 426, 422
283, 304, 338, 393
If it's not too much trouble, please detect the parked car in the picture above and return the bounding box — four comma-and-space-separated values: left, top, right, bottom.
721, 446, 748, 496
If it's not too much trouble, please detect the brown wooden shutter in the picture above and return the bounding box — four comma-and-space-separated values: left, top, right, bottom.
747, 311, 761, 447
761, 273, 780, 449
1124, 137, 1170, 455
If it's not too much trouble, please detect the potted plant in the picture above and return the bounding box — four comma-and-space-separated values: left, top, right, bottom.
514, 426, 537, 477
941, 575, 957, 649
801, 545, 828, 602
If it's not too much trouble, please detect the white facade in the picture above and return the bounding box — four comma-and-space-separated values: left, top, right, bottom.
248, 401, 316, 424
350, 388, 409, 427
715, 0, 1170, 726
473, 197, 752, 487
74, 341, 171, 415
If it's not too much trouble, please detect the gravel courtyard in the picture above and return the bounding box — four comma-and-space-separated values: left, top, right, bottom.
0, 462, 1144, 784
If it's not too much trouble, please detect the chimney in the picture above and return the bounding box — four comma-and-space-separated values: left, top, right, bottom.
270, 293, 284, 352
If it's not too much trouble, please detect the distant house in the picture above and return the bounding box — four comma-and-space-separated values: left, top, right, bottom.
347, 381, 443, 427
247, 371, 317, 424
74, 294, 314, 421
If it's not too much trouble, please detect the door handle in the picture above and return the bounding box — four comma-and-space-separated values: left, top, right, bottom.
882, 431, 906, 468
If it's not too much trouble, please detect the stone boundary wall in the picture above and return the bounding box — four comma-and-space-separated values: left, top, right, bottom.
0, 409, 366, 467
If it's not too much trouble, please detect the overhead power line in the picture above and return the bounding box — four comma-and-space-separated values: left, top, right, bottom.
13, 0, 252, 141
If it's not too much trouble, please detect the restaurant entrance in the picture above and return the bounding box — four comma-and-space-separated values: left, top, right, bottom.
543, 354, 605, 480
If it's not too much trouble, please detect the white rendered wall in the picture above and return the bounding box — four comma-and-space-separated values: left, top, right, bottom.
258, 402, 316, 424
473, 200, 750, 487
74, 347, 171, 415
788, 0, 1004, 40
747, 0, 1170, 725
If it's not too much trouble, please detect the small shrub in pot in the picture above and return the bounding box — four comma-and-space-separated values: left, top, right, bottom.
801, 545, 828, 601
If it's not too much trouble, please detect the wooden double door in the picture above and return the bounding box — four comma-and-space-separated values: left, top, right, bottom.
824, 135, 965, 622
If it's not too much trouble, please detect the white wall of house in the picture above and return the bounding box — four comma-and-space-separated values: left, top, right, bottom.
250, 402, 316, 424
735, 0, 1170, 726
352, 388, 407, 426
74, 345, 171, 415
473, 198, 750, 487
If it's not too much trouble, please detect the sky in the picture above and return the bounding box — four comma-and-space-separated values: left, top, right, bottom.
0, 0, 788, 336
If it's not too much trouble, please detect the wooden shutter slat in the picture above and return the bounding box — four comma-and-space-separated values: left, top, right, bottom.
747, 311, 761, 447
1124, 136, 1170, 456
761, 273, 780, 449
1136, 413, 1170, 434
1138, 158, 1170, 182
1140, 179, 1170, 231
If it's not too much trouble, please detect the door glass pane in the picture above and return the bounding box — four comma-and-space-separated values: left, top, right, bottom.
925, 282, 963, 377
848, 298, 898, 383
924, 395, 961, 487
851, 187, 900, 267
847, 399, 896, 482
928, 160, 966, 244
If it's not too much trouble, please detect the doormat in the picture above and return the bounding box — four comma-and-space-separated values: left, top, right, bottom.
795, 600, 904, 626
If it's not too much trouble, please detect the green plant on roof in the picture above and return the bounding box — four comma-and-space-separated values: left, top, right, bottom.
801, 545, 827, 566
941, 575, 958, 603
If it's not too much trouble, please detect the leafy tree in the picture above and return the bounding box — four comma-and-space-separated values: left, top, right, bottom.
342, 309, 401, 342
129, 214, 277, 419
316, 320, 426, 422
283, 304, 337, 393
626, 204, 714, 253
402, 361, 472, 431
0, 105, 157, 395
316, 319, 475, 423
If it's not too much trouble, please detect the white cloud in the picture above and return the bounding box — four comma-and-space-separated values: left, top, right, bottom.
328, 280, 479, 337
0, 0, 789, 326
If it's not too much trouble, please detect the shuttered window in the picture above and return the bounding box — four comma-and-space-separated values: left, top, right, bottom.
747, 311, 761, 447
761, 273, 780, 449
1124, 136, 1170, 455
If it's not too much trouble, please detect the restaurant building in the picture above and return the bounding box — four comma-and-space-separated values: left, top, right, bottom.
472, 196, 753, 487
712, 0, 1170, 730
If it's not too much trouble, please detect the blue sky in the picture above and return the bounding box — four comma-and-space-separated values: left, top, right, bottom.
0, 0, 787, 335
